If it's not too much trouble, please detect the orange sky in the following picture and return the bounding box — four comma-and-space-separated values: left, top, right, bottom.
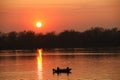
0, 0, 120, 33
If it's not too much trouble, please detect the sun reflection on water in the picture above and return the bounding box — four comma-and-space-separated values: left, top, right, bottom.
37, 49, 43, 80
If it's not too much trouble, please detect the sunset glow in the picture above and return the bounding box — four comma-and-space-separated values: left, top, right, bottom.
36, 22, 42, 28
0, 0, 120, 33
37, 49, 42, 79
38, 49, 42, 57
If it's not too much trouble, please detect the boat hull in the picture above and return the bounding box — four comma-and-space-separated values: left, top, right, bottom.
53, 68, 71, 73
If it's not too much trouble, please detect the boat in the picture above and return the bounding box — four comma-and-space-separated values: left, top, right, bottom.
53, 67, 71, 73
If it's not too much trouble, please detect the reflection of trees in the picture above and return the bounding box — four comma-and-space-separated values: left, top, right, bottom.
0, 27, 120, 49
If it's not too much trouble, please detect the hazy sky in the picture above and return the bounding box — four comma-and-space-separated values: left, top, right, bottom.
0, 0, 120, 33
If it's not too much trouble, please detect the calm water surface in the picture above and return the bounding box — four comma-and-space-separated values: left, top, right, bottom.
0, 49, 120, 80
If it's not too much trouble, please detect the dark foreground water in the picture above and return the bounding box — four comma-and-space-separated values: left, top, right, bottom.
0, 49, 120, 80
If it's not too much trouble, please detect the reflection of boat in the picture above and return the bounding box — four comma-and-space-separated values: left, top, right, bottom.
53, 67, 71, 73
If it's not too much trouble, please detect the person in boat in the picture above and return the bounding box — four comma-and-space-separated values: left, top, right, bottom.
57, 67, 59, 71
67, 67, 69, 70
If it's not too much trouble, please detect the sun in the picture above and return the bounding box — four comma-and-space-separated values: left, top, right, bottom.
36, 22, 42, 28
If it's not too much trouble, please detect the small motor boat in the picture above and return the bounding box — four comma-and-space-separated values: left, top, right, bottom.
53, 67, 71, 73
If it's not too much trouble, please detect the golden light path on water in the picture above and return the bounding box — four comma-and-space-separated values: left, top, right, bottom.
37, 49, 43, 80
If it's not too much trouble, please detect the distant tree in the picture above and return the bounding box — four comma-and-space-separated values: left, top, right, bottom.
0, 26, 120, 49
17, 31, 36, 49
5, 31, 17, 49
0, 32, 5, 48
58, 30, 80, 47
43, 32, 57, 47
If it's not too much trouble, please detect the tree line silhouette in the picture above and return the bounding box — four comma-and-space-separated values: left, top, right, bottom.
0, 27, 120, 49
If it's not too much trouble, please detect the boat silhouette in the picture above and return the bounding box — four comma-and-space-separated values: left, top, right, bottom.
53, 67, 71, 74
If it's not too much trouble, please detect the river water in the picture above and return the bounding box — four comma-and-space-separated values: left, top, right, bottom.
0, 49, 120, 80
